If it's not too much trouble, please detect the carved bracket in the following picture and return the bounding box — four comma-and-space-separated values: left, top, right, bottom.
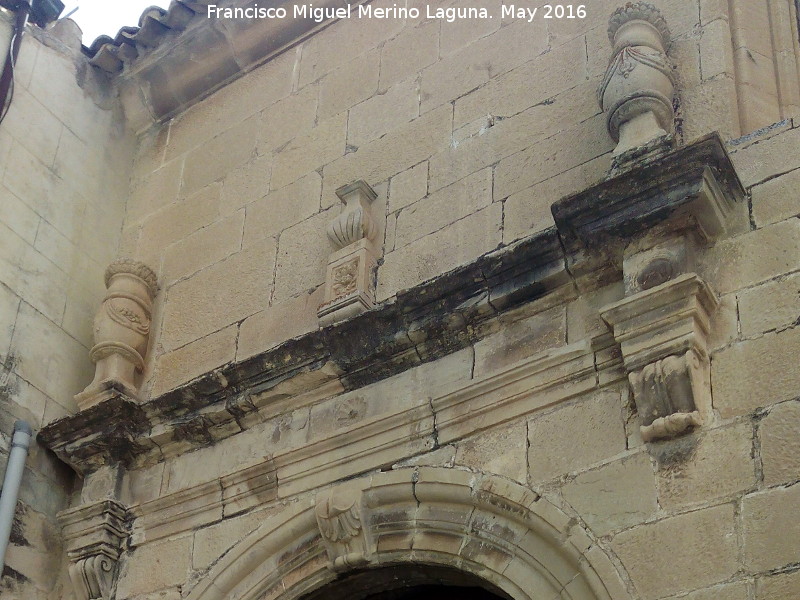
601, 273, 718, 442
319, 181, 380, 326
58, 500, 130, 600
315, 486, 373, 572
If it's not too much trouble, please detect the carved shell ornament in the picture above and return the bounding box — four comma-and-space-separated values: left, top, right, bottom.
315, 489, 362, 543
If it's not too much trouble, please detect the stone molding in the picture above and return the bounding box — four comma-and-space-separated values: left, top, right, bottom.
58, 500, 130, 600
183, 468, 629, 600
40, 134, 743, 472
105, 339, 618, 548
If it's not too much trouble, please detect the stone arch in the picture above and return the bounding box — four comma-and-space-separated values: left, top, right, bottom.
185, 468, 630, 600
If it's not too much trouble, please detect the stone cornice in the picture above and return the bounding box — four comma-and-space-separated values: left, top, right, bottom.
104, 0, 351, 131
38, 133, 745, 475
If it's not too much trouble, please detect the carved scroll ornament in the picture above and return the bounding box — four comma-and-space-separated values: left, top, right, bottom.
59, 500, 130, 600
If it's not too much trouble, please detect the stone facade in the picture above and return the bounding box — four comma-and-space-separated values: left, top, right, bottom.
0, 1, 799, 600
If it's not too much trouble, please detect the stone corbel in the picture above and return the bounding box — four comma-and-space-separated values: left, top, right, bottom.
318, 181, 379, 326
315, 486, 373, 571
602, 270, 718, 442
58, 500, 130, 600
75, 259, 158, 410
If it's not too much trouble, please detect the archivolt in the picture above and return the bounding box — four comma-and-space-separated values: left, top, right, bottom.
184, 467, 630, 600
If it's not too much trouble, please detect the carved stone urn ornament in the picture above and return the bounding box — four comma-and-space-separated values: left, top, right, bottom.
598, 2, 675, 156
75, 259, 158, 410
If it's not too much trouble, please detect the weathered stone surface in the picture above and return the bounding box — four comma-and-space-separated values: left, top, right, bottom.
237, 287, 325, 360
473, 305, 566, 378
612, 504, 739, 600
322, 105, 451, 201
388, 161, 428, 213
318, 49, 380, 120
192, 507, 279, 570
503, 155, 609, 245
379, 20, 438, 90
731, 125, 800, 187
743, 484, 800, 572
348, 78, 420, 148
271, 113, 347, 190
392, 168, 492, 250
256, 83, 319, 155
663, 581, 750, 600
562, 451, 658, 536
712, 327, 800, 417
243, 172, 322, 245
454, 420, 527, 483
737, 272, 800, 337
272, 208, 336, 304
419, 17, 548, 113
151, 325, 238, 397
528, 389, 626, 482
137, 184, 221, 255
182, 117, 257, 195
163, 212, 244, 285
654, 423, 755, 509
757, 570, 800, 600
750, 167, 800, 227
378, 203, 502, 301
160, 237, 276, 351
218, 154, 273, 216
116, 535, 191, 598
699, 220, 800, 295
759, 400, 800, 486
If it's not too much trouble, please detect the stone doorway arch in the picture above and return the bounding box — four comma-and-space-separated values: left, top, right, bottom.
184, 468, 630, 600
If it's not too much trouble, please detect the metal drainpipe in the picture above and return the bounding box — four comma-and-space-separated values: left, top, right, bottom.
0, 420, 32, 572
0, 0, 31, 123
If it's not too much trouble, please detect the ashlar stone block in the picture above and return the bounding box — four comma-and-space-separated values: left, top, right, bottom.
743, 484, 800, 572
759, 400, 800, 486
612, 503, 738, 600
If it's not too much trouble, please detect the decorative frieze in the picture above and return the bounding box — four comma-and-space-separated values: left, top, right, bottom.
599, 2, 675, 158
75, 259, 158, 410
58, 500, 130, 600
319, 181, 380, 326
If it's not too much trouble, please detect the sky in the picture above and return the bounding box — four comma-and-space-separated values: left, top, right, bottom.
61, 0, 170, 44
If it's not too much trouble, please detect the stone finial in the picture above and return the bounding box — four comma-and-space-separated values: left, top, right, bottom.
327, 181, 377, 248
75, 259, 158, 410
598, 2, 675, 157
319, 181, 380, 326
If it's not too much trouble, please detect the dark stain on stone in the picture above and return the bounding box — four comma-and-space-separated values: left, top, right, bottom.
649, 432, 699, 468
